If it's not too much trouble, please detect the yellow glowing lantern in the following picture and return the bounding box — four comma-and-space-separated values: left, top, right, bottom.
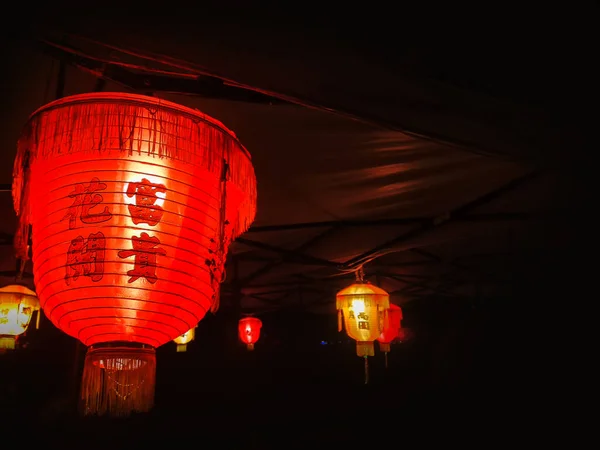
0, 285, 40, 351
173, 327, 196, 352
336, 279, 389, 383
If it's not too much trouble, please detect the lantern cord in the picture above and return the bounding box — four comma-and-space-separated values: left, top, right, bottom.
384, 352, 388, 369
355, 266, 365, 283
16, 258, 26, 281
364, 356, 369, 384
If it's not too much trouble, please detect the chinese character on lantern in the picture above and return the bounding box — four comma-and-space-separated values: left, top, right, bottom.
126, 178, 166, 226
65, 232, 106, 285
62, 177, 112, 229
118, 232, 166, 284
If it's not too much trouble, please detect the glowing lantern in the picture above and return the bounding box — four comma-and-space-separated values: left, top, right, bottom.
0, 285, 40, 351
238, 317, 262, 350
377, 303, 403, 368
173, 327, 196, 352
12, 92, 257, 416
336, 281, 389, 383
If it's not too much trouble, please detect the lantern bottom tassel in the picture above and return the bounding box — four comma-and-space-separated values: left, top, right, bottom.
247, 343, 255, 351
80, 345, 156, 418
364, 356, 369, 385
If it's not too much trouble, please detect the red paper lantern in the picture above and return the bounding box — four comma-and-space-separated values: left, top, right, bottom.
377, 303, 403, 353
377, 303, 402, 368
238, 317, 262, 350
12, 93, 257, 416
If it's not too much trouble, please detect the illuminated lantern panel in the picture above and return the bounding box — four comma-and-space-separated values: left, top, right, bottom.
0, 285, 40, 351
336, 282, 389, 357
13, 92, 256, 416
238, 317, 262, 350
173, 327, 196, 352
377, 303, 403, 353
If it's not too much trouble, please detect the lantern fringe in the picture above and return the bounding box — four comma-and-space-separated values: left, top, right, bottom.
13, 93, 257, 262
80, 346, 156, 418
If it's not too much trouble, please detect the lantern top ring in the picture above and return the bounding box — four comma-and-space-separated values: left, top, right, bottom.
26, 92, 251, 160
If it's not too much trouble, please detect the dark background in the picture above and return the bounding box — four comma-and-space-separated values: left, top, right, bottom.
0, 4, 594, 445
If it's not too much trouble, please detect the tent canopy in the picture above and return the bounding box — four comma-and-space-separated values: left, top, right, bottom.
1, 14, 591, 314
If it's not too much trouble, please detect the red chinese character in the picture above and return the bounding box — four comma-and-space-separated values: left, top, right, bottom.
62, 177, 112, 229
65, 232, 106, 285
126, 178, 167, 226
118, 232, 166, 284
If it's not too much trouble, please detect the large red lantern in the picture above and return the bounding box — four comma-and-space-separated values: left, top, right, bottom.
238, 316, 262, 350
12, 93, 257, 416
377, 303, 403, 368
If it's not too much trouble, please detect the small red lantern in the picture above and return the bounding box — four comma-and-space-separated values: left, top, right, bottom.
238, 317, 262, 350
13, 93, 256, 416
377, 303, 403, 368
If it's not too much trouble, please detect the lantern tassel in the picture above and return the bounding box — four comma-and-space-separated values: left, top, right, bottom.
12, 134, 32, 262
80, 345, 156, 417
364, 356, 369, 384
384, 351, 388, 369
247, 343, 255, 351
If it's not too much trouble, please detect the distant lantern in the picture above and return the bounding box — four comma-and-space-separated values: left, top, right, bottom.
238, 317, 262, 350
12, 93, 257, 417
0, 285, 40, 352
173, 327, 196, 352
336, 281, 389, 383
377, 303, 402, 368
